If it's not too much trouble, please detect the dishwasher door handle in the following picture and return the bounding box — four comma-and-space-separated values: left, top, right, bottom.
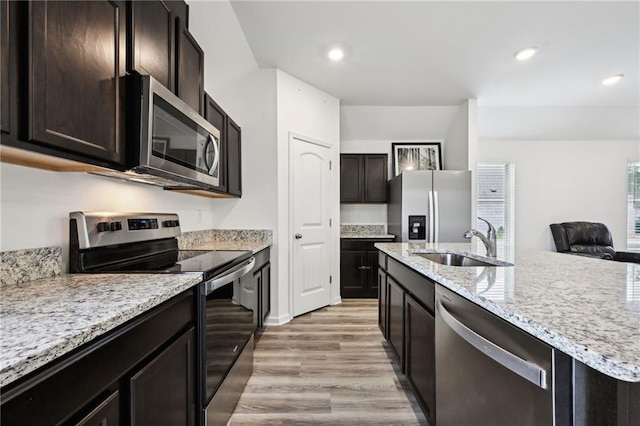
436, 298, 548, 389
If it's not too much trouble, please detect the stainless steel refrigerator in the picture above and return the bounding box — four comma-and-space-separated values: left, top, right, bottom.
387, 170, 471, 242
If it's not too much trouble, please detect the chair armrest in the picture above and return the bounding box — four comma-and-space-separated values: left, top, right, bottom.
615, 251, 640, 264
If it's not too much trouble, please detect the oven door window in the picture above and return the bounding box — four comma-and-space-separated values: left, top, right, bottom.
205, 280, 254, 398
151, 95, 219, 181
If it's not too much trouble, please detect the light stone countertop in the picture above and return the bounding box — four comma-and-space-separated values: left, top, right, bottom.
375, 242, 640, 383
340, 233, 396, 239
340, 224, 395, 239
0, 273, 203, 388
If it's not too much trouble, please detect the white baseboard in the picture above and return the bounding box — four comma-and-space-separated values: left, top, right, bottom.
263, 312, 293, 326
331, 296, 342, 305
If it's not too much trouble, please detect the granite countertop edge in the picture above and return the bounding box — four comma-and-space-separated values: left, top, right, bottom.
340, 234, 396, 239
376, 243, 640, 383
0, 273, 203, 388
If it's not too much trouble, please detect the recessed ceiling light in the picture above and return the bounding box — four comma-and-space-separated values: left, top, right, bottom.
328, 48, 344, 62
514, 46, 538, 61
602, 74, 624, 85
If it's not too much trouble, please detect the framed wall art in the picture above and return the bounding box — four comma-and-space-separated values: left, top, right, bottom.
392, 142, 442, 176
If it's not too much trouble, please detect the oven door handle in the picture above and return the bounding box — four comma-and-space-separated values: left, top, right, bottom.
204, 257, 255, 295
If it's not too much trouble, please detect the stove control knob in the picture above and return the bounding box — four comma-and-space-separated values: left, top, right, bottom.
110, 221, 122, 231
97, 222, 110, 232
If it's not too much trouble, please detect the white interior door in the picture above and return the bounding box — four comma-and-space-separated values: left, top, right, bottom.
291, 134, 332, 317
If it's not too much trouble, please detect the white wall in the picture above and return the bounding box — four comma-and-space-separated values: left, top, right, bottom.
276, 70, 341, 318
478, 139, 639, 251
444, 101, 470, 171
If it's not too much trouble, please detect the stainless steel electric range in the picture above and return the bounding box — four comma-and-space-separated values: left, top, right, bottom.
69, 211, 256, 426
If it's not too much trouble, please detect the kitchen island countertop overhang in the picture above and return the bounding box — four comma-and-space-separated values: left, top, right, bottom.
375, 242, 640, 383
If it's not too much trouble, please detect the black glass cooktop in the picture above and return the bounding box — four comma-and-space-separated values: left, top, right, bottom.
95, 248, 252, 281
172, 250, 252, 279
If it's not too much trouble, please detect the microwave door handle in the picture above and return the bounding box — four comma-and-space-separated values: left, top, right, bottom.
203, 135, 220, 177
210, 134, 220, 177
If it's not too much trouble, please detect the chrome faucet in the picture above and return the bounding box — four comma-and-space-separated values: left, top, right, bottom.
464, 217, 497, 258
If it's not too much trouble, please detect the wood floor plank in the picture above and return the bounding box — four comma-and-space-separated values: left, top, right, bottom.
228, 299, 427, 425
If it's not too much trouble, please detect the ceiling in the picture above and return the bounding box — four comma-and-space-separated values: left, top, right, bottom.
230, 1, 639, 107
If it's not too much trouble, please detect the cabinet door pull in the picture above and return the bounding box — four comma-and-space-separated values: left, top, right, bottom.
358, 266, 372, 270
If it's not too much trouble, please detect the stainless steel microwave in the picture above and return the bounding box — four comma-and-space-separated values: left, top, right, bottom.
126, 75, 220, 189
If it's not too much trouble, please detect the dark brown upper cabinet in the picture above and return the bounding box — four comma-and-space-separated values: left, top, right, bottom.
28, 0, 126, 166
226, 117, 242, 197
204, 94, 227, 193
0, 1, 7, 133
340, 154, 388, 203
128, 0, 174, 91
175, 16, 204, 114
129, 0, 201, 113
204, 93, 242, 198
1, 0, 14, 140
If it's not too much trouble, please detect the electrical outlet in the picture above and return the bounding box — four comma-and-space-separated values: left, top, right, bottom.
356, 213, 362, 220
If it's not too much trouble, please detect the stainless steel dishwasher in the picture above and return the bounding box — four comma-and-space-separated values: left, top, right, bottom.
435, 285, 554, 425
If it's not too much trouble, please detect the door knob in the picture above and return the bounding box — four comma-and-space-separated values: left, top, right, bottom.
295, 233, 303, 239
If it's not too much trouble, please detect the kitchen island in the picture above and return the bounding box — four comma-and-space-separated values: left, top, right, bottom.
376, 242, 640, 424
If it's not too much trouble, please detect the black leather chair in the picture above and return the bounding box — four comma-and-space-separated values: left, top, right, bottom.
550, 221, 640, 264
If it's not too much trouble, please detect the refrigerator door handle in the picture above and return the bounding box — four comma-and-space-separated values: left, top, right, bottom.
428, 191, 435, 243
433, 191, 439, 243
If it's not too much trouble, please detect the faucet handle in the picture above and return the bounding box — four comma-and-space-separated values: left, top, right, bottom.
477, 217, 496, 236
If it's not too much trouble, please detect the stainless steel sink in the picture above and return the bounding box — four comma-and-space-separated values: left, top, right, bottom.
414, 252, 508, 267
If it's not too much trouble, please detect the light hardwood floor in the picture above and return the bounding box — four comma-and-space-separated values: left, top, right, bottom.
228, 299, 428, 425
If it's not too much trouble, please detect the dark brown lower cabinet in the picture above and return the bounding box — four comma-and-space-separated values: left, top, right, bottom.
0, 290, 195, 425
340, 238, 394, 298
387, 277, 404, 370
405, 295, 435, 426
76, 391, 120, 426
260, 262, 271, 327
378, 267, 387, 338
379, 252, 435, 422
130, 328, 195, 425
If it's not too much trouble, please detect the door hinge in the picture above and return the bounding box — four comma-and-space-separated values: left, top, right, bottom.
329, 218, 332, 227
330, 275, 332, 284
329, 160, 332, 170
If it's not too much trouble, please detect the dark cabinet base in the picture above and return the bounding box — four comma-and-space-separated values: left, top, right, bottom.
405, 295, 435, 426
341, 238, 394, 298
